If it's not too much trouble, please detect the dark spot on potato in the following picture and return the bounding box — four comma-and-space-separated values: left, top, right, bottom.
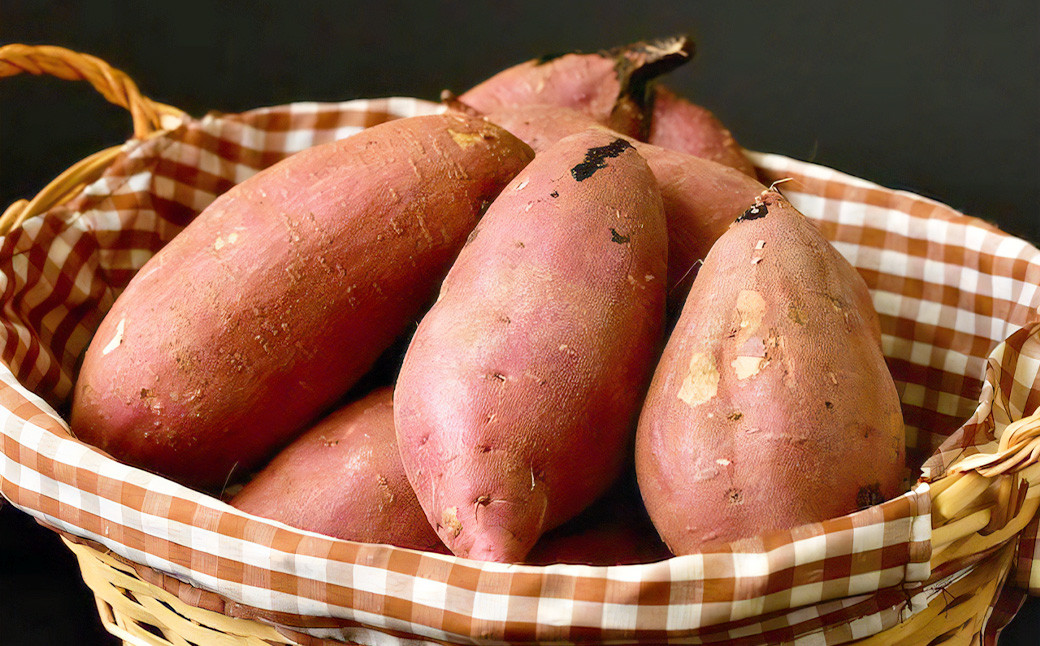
490, 372, 507, 382
477, 444, 493, 453
571, 138, 634, 181
727, 411, 743, 421
610, 228, 630, 244
464, 225, 481, 247
475, 495, 491, 506
787, 302, 806, 325
726, 488, 743, 504
550, 190, 559, 198
856, 483, 885, 509
140, 388, 154, 399
825, 401, 834, 410
516, 241, 525, 248
737, 202, 768, 222
498, 315, 511, 324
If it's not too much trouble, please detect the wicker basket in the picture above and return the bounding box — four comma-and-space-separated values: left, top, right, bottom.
2, 44, 1039, 646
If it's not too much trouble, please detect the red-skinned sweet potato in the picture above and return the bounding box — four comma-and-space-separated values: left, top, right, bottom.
454, 36, 691, 139
647, 85, 756, 177
231, 387, 445, 551
71, 113, 534, 491
394, 129, 667, 562
635, 189, 905, 554
457, 102, 767, 312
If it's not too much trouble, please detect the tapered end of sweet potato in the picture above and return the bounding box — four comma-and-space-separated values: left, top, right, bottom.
465, 527, 535, 563
609, 35, 694, 90
608, 35, 694, 139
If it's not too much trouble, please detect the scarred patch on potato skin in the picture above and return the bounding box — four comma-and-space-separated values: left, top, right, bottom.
732, 356, 768, 380
448, 129, 492, 148
678, 352, 719, 406
734, 289, 766, 344
442, 506, 464, 538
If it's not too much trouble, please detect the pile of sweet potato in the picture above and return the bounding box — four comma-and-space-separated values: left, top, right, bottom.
70, 37, 906, 565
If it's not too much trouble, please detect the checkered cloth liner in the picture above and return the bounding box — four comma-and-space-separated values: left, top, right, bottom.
0, 97, 1038, 644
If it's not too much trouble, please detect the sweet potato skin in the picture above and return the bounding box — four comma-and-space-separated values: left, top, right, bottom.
231, 387, 445, 551
473, 103, 767, 311
642, 144, 767, 312
459, 52, 623, 128
474, 103, 605, 155
648, 85, 757, 178
394, 130, 667, 562
71, 113, 534, 490
635, 190, 905, 554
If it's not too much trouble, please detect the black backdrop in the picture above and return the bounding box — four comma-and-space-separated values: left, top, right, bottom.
1, 2, 1039, 644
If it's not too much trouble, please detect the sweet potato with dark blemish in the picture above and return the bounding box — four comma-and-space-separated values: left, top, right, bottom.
71, 113, 534, 491
647, 85, 757, 177
394, 129, 667, 562
462, 102, 767, 312
231, 387, 445, 551
453, 36, 691, 139
635, 189, 905, 554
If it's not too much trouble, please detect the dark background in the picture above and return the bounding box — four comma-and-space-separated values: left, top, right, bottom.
1, 1, 1038, 644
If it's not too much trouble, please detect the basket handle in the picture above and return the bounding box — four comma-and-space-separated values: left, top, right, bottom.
0, 44, 187, 233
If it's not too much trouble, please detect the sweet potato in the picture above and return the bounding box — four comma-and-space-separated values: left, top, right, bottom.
647, 85, 757, 177
453, 36, 691, 139
231, 387, 445, 551
71, 113, 534, 490
635, 189, 905, 554
394, 129, 667, 562
463, 102, 767, 312
442, 101, 595, 155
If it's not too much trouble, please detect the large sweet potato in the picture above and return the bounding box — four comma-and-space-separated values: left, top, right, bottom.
71, 113, 534, 490
231, 387, 444, 551
635, 189, 905, 554
394, 129, 667, 562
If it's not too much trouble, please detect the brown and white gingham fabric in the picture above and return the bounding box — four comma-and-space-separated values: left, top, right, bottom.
0, 98, 1038, 644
